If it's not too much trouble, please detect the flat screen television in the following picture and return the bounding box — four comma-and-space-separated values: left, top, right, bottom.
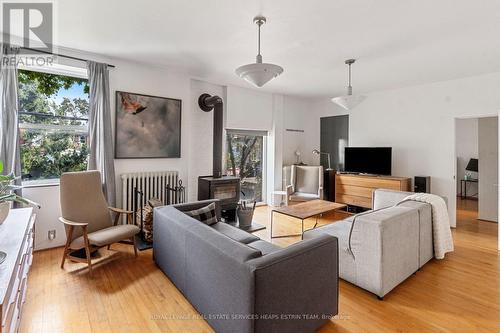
344, 147, 392, 175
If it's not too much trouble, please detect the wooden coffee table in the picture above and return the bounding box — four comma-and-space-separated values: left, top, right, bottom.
270, 199, 347, 239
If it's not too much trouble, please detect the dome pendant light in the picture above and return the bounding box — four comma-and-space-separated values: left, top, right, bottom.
235, 16, 284, 87
331, 59, 366, 110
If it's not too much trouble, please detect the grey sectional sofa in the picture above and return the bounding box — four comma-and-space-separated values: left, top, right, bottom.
304, 189, 434, 299
153, 199, 339, 333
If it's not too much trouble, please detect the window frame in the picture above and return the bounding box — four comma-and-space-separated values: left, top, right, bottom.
17, 64, 89, 187
225, 129, 268, 204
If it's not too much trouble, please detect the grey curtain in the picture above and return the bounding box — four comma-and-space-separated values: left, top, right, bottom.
0, 44, 22, 190
87, 61, 116, 206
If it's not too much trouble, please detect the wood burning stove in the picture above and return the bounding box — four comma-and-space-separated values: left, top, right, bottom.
197, 93, 241, 222
198, 176, 240, 221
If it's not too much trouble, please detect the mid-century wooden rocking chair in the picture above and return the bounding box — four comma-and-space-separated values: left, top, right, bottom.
59, 171, 140, 275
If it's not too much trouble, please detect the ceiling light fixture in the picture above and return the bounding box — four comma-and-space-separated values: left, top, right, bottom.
235, 16, 284, 87
331, 59, 365, 110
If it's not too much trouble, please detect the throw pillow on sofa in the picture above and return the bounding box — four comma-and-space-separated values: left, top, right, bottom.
184, 202, 218, 225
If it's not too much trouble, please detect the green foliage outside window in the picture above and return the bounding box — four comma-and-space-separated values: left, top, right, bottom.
226, 133, 264, 202
18, 69, 90, 182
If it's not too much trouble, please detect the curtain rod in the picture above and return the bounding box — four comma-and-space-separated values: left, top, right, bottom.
20, 47, 116, 68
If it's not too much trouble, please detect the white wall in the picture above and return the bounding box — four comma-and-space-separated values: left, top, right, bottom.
188, 79, 225, 202
282, 96, 320, 166
455, 118, 478, 195
478, 117, 498, 222
23, 185, 62, 250
111, 62, 192, 208
267, 95, 284, 205
226, 86, 273, 130
312, 71, 500, 228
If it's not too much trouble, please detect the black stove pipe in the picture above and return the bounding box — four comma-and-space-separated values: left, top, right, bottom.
199, 93, 223, 178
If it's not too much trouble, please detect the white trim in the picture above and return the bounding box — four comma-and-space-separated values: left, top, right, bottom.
18, 64, 90, 183
226, 129, 267, 204
18, 62, 88, 79
21, 179, 60, 187
261, 135, 268, 204
453, 114, 500, 251
19, 122, 88, 134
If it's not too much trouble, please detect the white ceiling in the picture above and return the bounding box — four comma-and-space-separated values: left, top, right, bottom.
51, 0, 500, 97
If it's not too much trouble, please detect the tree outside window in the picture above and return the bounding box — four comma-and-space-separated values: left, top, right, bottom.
226, 131, 265, 202
18, 69, 90, 183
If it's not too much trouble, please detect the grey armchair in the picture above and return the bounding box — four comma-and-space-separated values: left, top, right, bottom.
286, 165, 323, 205
59, 170, 140, 275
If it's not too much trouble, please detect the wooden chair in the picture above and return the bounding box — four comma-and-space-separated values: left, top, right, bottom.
59, 171, 140, 275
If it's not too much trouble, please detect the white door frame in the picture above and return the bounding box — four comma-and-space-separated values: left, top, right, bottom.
453, 114, 500, 251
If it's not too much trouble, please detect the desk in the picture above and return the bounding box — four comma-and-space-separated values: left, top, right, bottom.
460, 178, 478, 199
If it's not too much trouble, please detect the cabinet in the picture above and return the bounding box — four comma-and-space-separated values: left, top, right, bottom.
0, 208, 35, 333
335, 174, 411, 209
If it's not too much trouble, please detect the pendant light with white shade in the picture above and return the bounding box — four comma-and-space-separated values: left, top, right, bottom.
331, 59, 365, 110
235, 16, 284, 87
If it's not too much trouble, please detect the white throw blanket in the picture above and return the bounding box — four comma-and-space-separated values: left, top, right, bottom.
398, 193, 454, 259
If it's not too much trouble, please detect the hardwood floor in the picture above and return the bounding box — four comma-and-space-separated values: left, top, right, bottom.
20, 200, 499, 333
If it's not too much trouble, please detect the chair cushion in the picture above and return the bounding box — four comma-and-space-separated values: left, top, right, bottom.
295, 166, 319, 194
247, 240, 282, 255
70, 224, 140, 249
183, 202, 218, 225
211, 222, 260, 244
289, 192, 320, 201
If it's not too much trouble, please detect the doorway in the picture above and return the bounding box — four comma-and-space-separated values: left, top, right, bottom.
225, 129, 267, 203
454, 117, 498, 236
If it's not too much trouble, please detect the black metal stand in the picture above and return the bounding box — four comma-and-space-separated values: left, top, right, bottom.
165, 180, 186, 205
460, 179, 478, 199
133, 180, 186, 251
134, 188, 145, 241
133, 188, 153, 251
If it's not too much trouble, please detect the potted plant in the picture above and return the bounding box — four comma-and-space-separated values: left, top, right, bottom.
0, 161, 40, 224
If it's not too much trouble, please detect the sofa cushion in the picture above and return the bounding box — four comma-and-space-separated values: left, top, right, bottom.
183, 202, 218, 225
247, 240, 282, 255
183, 223, 262, 333
174, 199, 222, 221
211, 222, 260, 244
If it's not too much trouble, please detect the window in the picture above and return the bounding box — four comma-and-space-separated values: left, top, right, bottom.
18, 69, 90, 184
225, 130, 267, 202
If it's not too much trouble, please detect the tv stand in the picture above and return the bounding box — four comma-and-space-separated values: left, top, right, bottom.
335, 173, 411, 209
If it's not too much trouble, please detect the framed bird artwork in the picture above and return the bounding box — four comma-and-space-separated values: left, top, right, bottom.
115, 91, 181, 158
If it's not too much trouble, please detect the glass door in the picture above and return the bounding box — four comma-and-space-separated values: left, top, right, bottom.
225, 129, 267, 203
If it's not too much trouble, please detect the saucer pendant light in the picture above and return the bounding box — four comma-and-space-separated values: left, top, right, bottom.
235, 16, 284, 87
331, 59, 366, 110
